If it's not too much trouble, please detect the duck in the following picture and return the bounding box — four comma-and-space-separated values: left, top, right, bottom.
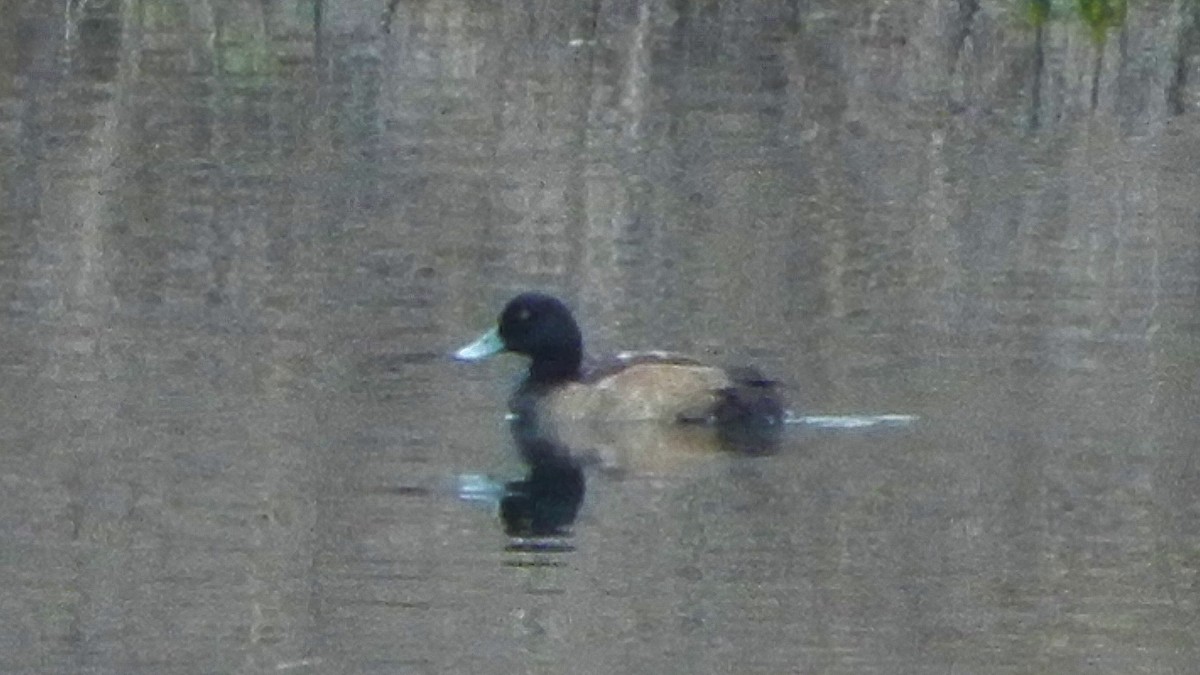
453, 292, 784, 454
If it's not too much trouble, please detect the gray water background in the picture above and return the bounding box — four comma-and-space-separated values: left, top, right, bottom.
1, 1, 1199, 673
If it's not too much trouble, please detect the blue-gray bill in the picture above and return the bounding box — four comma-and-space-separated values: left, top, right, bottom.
453, 327, 505, 361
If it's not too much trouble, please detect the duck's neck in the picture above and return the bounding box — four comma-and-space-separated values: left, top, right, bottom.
526, 351, 582, 386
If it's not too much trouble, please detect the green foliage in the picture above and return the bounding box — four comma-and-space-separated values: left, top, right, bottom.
1019, 0, 1128, 44
1076, 0, 1127, 44
1025, 0, 1052, 27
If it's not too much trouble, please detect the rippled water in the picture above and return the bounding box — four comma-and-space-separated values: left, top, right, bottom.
1, 2, 1198, 673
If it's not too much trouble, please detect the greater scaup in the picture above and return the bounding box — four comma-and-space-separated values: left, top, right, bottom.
454, 292, 784, 453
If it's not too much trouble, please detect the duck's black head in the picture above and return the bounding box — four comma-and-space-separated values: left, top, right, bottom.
454, 292, 583, 385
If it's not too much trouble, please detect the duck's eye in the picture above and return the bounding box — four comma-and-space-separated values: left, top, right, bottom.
517, 308, 531, 322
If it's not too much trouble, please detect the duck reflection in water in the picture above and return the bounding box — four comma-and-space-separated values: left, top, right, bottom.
498, 418, 586, 538
456, 418, 586, 539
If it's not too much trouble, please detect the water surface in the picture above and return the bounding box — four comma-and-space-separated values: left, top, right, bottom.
1, 1, 1198, 673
